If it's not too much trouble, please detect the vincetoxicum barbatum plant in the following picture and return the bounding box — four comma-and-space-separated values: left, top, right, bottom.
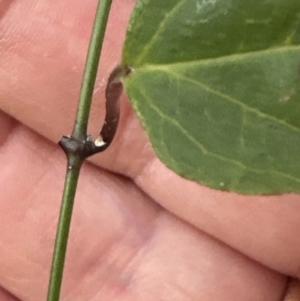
47, 0, 300, 300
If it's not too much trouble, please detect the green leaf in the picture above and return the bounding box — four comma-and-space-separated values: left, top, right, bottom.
121, 0, 300, 194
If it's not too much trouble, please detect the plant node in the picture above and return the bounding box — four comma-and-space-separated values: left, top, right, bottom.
58, 135, 106, 161
59, 64, 132, 165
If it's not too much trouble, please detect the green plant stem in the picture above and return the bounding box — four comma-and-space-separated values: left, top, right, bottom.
47, 156, 81, 301
73, 0, 113, 141
47, 1, 113, 300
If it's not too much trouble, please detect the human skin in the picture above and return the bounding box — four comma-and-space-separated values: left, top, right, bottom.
0, 0, 299, 300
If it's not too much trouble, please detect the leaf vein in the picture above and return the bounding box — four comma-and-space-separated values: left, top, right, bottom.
141, 44, 300, 68
156, 68, 300, 134
136, 83, 300, 184
135, 0, 188, 66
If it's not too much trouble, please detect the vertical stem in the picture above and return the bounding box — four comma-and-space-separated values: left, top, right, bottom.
47, 0, 113, 300
72, 0, 113, 140
47, 156, 82, 301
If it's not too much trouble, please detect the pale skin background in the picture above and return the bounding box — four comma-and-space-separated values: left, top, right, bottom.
0, 0, 300, 300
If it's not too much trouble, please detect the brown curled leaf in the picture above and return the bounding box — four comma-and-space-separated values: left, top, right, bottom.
97, 64, 131, 150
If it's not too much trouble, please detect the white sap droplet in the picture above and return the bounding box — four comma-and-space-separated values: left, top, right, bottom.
94, 136, 106, 147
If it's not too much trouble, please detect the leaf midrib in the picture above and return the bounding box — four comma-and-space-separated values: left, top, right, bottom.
133, 44, 300, 69
128, 44, 300, 135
